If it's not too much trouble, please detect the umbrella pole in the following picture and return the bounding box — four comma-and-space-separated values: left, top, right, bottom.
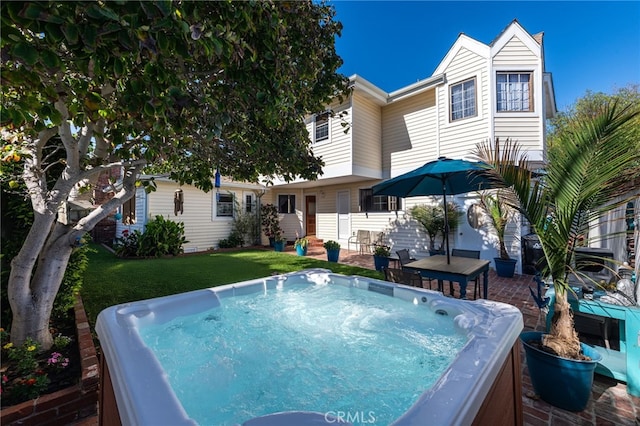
442, 185, 451, 264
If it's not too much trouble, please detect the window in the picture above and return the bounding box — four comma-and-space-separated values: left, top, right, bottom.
496, 72, 532, 112
314, 112, 329, 143
122, 194, 136, 224
216, 193, 234, 217
359, 189, 401, 212
450, 78, 476, 121
245, 194, 254, 213
278, 194, 296, 214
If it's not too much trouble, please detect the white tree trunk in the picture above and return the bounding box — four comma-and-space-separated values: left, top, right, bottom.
8, 219, 74, 349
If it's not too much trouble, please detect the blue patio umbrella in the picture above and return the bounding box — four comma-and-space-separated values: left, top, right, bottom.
372, 157, 505, 263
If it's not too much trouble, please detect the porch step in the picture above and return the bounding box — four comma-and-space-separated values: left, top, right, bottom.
307, 237, 324, 247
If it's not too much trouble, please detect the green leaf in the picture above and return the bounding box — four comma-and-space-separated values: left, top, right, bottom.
12, 42, 38, 65
98, 22, 121, 37
113, 57, 124, 76
44, 23, 64, 43
156, 32, 168, 50
40, 49, 60, 68
154, 1, 172, 17
97, 6, 121, 22
118, 30, 133, 49
61, 23, 79, 44
212, 38, 223, 56
81, 25, 97, 50
143, 102, 155, 116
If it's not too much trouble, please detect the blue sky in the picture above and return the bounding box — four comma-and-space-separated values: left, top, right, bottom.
330, 1, 640, 112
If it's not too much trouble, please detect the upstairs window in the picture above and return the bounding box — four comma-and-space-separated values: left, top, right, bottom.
278, 194, 296, 214
359, 189, 401, 212
216, 193, 234, 217
314, 112, 330, 143
496, 72, 533, 112
450, 78, 476, 121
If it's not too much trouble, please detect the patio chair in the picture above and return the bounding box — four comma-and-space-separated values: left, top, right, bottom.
383, 267, 423, 288
450, 249, 481, 298
396, 249, 416, 265
348, 230, 371, 254
369, 231, 386, 252
396, 249, 433, 289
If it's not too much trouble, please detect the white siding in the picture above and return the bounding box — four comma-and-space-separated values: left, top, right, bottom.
492, 36, 538, 66
308, 101, 356, 180
115, 181, 265, 252
492, 34, 544, 158
352, 92, 382, 177
382, 90, 438, 176
437, 47, 491, 158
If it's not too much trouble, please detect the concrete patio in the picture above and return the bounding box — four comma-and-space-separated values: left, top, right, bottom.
299, 245, 640, 426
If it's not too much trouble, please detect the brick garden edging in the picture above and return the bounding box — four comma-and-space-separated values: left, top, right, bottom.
1, 295, 99, 426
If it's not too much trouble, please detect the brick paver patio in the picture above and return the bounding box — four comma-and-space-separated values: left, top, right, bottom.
300, 246, 640, 426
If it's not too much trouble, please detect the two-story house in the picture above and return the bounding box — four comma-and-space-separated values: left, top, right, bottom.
264, 20, 556, 273
112, 20, 556, 274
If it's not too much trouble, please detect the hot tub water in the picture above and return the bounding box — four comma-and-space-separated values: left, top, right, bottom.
140, 284, 466, 425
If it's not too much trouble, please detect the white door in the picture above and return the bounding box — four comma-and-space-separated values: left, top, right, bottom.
337, 190, 350, 240
454, 194, 497, 261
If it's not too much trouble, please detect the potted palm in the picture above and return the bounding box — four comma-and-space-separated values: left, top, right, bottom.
476, 101, 640, 411
410, 202, 462, 255
372, 245, 391, 271
294, 236, 308, 256
323, 240, 341, 262
478, 191, 518, 277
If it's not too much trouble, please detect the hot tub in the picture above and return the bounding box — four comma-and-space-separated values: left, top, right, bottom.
96, 269, 523, 425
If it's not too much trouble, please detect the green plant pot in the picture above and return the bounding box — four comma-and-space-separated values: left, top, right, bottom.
326, 248, 340, 262
494, 257, 517, 277
520, 331, 602, 412
373, 255, 389, 271
274, 241, 285, 252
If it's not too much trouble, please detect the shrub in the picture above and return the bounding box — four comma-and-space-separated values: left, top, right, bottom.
218, 231, 244, 249
137, 216, 188, 257
114, 229, 141, 257
323, 240, 340, 250
260, 203, 281, 239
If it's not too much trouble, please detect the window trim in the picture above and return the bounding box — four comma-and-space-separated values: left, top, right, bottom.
278, 194, 296, 214
214, 192, 234, 219
495, 71, 534, 113
449, 77, 477, 122
358, 189, 402, 213
313, 111, 331, 145
122, 193, 136, 224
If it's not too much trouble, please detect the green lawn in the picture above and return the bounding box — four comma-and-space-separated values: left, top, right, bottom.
81, 244, 382, 326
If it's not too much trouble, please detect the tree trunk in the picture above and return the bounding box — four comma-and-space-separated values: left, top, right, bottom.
542, 289, 582, 359
9, 220, 75, 350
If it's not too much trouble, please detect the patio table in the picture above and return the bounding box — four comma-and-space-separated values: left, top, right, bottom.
404, 256, 490, 299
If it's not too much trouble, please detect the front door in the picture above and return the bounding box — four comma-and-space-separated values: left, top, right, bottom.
305, 196, 316, 236
337, 190, 350, 240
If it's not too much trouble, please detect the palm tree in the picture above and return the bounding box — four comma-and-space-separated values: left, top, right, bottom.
476, 101, 640, 360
